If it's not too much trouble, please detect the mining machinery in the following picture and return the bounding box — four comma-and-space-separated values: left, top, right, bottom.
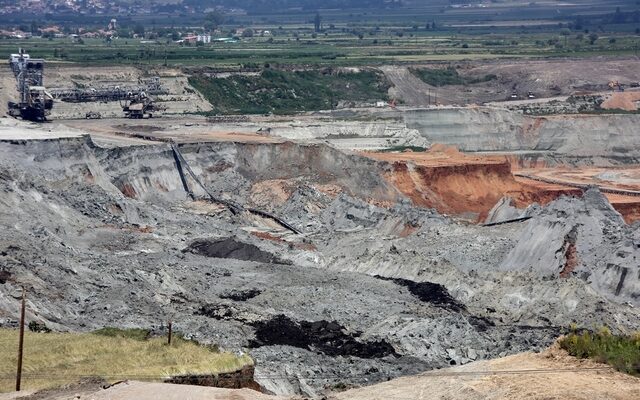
7, 49, 53, 122
49, 77, 167, 119
121, 92, 160, 119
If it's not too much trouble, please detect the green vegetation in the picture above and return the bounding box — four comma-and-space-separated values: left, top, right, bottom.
0, 328, 252, 393
0, 2, 639, 68
410, 67, 497, 87
560, 328, 640, 376
189, 68, 390, 115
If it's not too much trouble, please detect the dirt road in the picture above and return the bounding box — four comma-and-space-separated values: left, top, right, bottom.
381, 66, 438, 107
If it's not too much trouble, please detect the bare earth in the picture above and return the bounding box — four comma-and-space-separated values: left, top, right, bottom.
0, 381, 286, 400
2, 347, 638, 400
332, 345, 640, 400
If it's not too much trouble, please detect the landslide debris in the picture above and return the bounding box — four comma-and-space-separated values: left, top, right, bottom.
220, 289, 263, 301
1, 135, 640, 398
249, 315, 398, 359
501, 188, 640, 304
185, 237, 284, 264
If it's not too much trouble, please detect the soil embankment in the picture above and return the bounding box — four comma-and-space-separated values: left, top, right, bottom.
363, 146, 582, 221
333, 344, 640, 400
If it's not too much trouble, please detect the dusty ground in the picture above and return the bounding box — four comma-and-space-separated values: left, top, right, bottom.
383, 58, 640, 106
515, 167, 640, 223
333, 344, 640, 400
0, 64, 212, 119
2, 346, 637, 400
0, 380, 285, 400
601, 90, 640, 111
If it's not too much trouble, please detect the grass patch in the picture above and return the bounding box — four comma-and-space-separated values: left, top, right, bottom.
92, 327, 151, 341
560, 328, 640, 376
188, 68, 390, 115
0, 328, 252, 393
410, 67, 497, 87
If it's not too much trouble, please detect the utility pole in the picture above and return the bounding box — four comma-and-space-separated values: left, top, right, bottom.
16, 287, 26, 391
167, 320, 172, 345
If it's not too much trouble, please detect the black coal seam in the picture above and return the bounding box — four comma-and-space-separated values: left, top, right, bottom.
615, 267, 629, 296
373, 275, 466, 312
184, 237, 290, 265
220, 289, 262, 301
247, 314, 398, 359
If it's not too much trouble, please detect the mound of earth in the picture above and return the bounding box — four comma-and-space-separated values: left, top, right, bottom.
186, 238, 283, 264
332, 344, 640, 400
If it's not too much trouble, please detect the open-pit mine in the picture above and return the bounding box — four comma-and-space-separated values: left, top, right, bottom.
0, 57, 639, 400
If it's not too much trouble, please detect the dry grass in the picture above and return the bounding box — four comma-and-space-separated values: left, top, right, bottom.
0, 328, 252, 393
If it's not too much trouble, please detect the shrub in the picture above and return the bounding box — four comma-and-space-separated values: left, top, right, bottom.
560, 329, 640, 376
410, 67, 497, 87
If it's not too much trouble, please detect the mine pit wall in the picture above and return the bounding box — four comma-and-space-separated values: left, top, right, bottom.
0, 136, 124, 192
0, 136, 402, 216
4, 136, 638, 225
382, 160, 520, 220
95, 144, 191, 202
378, 158, 584, 222
404, 108, 640, 163
176, 141, 401, 206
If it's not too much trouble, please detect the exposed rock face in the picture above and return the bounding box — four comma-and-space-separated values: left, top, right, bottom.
405, 108, 640, 160
485, 197, 526, 224
500, 188, 639, 304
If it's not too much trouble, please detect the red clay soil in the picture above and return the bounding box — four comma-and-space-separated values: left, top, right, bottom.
363, 146, 580, 221
607, 200, 640, 224
250, 231, 287, 243
559, 242, 578, 278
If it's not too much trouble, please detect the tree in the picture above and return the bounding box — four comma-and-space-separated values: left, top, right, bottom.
589, 33, 599, 45
117, 28, 131, 38
560, 28, 571, 46
30, 20, 40, 35
242, 29, 254, 38
314, 13, 322, 33
613, 7, 626, 24
133, 24, 145, 37
204, 11, 224, 32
